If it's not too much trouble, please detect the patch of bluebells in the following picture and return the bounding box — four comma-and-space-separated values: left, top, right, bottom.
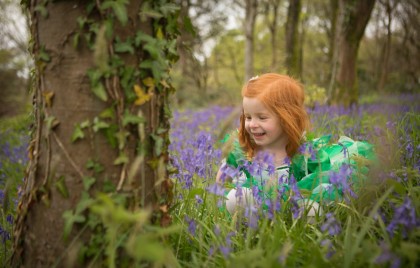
184, 215, 197, 236
321, 213, 341, 236
168, 96, 420, 262
328, 164, 356, 202
375, 241, 401, 268
386, 197, 420, 238
0, 132, 29, 247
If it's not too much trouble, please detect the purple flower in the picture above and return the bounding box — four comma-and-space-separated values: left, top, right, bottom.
195, 195, 203, 205
6, 215, 13, 225
206, 183, 225, 196
375, 241, 401, 268
321, 213, 341, 236
329, 164, 356, 201
320, 239, 335, 259
386, 197, 420, 238
184, 215, 197, 236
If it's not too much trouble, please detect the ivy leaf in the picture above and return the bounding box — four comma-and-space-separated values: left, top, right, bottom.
38, 47, 50, 62
151, 134, 163, 156
102, 0, 129, 26
80, 120, 90, 129
92, 83, 108, 102
34, 4, 48, 18
83, 176, 96, 191
114, 152, 129, 165
63, 210, 85, 241
45, 116, 60, 131
114, 38, 134, 54
142, 77, 155, 90
99, 107, 115, 119
71, 125, 85, 142
122, 111, 145, 126
115, 130, 129, 150
55, 175, 69, 199
93, 117, 110, 132
159, 3, 180, 16
134, 84, 152, 106
43, 91, 55, 107
86, 159, 104, 174
87, 69, 108, 101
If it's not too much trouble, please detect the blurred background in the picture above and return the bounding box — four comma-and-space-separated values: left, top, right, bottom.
0, 0, 419, 114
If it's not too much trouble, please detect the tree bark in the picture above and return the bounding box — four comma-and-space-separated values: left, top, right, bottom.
264, 0, 281, 71
328, 0, 376, 106
285, 0, 302, 79
12, 0, 174, 266
377, 0, 398, 92
244, 0, 258, 81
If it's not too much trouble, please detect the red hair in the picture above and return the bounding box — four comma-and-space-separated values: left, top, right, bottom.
238, 73, 310, 158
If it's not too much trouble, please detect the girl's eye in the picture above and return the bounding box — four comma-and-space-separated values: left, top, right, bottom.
259, 117, 267, 120
245, 117, 251, 120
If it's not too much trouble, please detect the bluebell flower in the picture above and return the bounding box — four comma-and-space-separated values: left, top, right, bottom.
184, 215, 197, 236
195, 195, 203, 205
6, 214, 13, 225
375, 241, 401, 268
206, 183, 225, 196
386, 197, 420, 238
321, 213, 341, 236
329, 164, 356, 201
320, 239, 335, 259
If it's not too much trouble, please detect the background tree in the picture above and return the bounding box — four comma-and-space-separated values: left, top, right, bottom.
328, 0, 376, 106
263, 0, 282, 71
172, 0, 228, 107
243, 0, 259, 81
375, 0, 399, 92
285, 0, 302, 78
12, 0, 178, 266
0, 0, 30, 118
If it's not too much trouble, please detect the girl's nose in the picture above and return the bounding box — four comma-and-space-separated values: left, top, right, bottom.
249, 119, 258, 128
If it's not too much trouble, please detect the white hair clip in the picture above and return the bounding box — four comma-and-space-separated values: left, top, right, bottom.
249, 75, 259, 81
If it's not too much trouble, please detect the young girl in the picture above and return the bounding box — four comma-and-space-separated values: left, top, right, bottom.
216, 73, 374, 215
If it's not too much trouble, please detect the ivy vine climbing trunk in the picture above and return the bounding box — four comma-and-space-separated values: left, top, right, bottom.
12, 0, 178, 267
328, 0, 376, 106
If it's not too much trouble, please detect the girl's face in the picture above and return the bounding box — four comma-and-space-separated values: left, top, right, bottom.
243, 97, 288, 152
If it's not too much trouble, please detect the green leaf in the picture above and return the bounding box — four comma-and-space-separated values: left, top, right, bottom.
80, 120, 90, 128
55, 175, 69, 198
83, 176, 96, 191
45, 116, 60, 131
114, 152, 129, 165
114, 38, 134, 54
115, 130, 129, 150
93, 117, 110, 132
34, 4, 48, 18
151, 134, 163, 156
87, 69, 108, 101
102, 0, 129, 26
86, 159, 104, 174
71, 125, 85, 142
99, 107, 115, 119
38, 48, 50, 62
92, 83, 108, 102
63, 210, 85, 240
122, 111, 145, 126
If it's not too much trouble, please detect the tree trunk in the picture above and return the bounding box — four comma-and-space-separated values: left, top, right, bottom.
328, 0, 339, 67
285, 0, 302, 78
12, 0, 176, 266
377, 0, 397, 92
328, 0, 376, 106
265, 0, 281, 71
244, 0, 258, 81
